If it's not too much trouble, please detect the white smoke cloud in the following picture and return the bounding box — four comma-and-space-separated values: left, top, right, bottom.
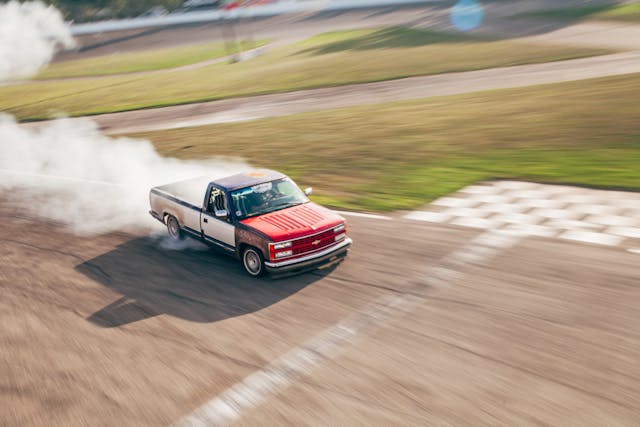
0, 3, 248, 236
0, 0, 75, 81
0, 115, 248, 234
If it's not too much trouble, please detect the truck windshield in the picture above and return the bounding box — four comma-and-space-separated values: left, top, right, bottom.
231, 177, 309, 220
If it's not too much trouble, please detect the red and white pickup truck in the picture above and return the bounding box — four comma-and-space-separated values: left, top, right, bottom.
149, 169, 351, 276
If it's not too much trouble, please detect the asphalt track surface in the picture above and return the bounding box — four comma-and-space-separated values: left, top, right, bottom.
2, 193, 640, 426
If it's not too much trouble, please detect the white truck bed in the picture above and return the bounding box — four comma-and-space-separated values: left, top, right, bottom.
149, 175, 214, 234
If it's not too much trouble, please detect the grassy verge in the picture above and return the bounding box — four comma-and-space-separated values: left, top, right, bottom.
1, 27, 611, 121
128, 73, 640, 211
36, 40, 268, 79
516, 3, 640, 22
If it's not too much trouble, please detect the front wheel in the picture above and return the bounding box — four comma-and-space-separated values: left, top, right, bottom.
242, 247, 265, 277
166, 215, 183, 241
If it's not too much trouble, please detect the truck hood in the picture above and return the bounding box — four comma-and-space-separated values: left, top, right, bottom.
240, 202, 344, 241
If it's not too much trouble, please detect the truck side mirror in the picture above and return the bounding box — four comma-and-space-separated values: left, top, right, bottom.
304, 187, 313, 196
215, 209, 228, 219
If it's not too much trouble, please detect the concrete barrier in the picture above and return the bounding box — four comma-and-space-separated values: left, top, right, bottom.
70, 0, 439, 35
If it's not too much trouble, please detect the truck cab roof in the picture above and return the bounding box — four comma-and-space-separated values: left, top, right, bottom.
213, 169, 286, 192
152, 169, 287, 210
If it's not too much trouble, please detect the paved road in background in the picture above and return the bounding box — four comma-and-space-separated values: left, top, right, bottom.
24, 10, 640, 134
22, 48, 640, 135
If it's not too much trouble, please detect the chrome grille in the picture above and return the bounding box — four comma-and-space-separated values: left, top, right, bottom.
291, 228, 336, 255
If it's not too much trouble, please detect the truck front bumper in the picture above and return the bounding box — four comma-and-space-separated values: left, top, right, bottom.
264, 238, 352, 275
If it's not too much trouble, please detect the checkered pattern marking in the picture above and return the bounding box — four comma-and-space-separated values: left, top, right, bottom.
405, 181, 640, 248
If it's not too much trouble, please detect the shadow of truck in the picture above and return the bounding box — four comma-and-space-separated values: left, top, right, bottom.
76, 236, 326, 327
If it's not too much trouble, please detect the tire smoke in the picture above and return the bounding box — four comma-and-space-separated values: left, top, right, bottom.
0, 1, 75, 80
0, 2, 248, 236
0, 115, 248, 234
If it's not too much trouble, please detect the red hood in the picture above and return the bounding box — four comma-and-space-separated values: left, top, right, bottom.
240, 202, 344, 241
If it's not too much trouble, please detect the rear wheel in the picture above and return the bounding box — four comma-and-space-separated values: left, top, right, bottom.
242, 247, 264, 277
166, 215, 183, 240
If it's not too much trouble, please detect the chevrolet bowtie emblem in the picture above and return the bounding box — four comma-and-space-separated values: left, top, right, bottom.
312, 239, 321, 245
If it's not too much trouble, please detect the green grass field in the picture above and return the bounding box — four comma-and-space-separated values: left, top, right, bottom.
128, 73, 640, 211
1, 27, 610, 121
36, 40, 267, 79
517, 2, 640, 22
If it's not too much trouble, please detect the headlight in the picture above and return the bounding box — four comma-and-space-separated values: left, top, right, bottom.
335, 233, 346, 242
273, 241, 292, 249
275, 250, 293, 258
334, 224, 345, 233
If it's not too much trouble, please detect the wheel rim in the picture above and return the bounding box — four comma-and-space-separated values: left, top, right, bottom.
244, 250, 261, 275
168, 218, 179, 237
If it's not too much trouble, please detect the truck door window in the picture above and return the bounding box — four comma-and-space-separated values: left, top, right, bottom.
208, 188, 228, 218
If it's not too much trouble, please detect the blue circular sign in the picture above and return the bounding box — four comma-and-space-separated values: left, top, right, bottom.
450, 0, 484, 32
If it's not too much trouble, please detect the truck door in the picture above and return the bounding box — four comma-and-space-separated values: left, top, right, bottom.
201, 186, 236, 250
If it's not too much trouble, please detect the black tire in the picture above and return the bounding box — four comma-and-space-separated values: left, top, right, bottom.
166, 215, 183, 241
242, 246, 264, 277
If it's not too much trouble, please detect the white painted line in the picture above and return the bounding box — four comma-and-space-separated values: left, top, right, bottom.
556, 194, 599, 204
333, 211, 391, 221
428, 266, 462, 284
560, 230, 623, 246
505, 190, 554, 199
451, 248, 494, 265
491, 213, 542, 225
503, 224, 558, 238
518, 199, 566, 209
465, 194, 508, 204
0, 168, 120, 186
431, 197, 477, 208
609, 199, 640, 210
545, 219, 601, 230
174, 229, 522, 427
586, 215, 637, 227
472, 230, 520, 248
540, 186, 574, 195
459, 185, 499, 195
575, 204, 618, 215
450, 216, 503, 230
607, 226, 640, 239
531, 208, 580, 220
445, 207, 490, 218
480, 203, 529, 214
404, 211, 450, 223
492, 181, 536, 190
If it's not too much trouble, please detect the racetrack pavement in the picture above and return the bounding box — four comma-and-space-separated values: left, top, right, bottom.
1, 190, 639, 425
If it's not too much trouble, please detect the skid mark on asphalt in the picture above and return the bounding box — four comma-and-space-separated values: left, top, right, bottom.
174, 229, 524, 427
405, 181, 640, 249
